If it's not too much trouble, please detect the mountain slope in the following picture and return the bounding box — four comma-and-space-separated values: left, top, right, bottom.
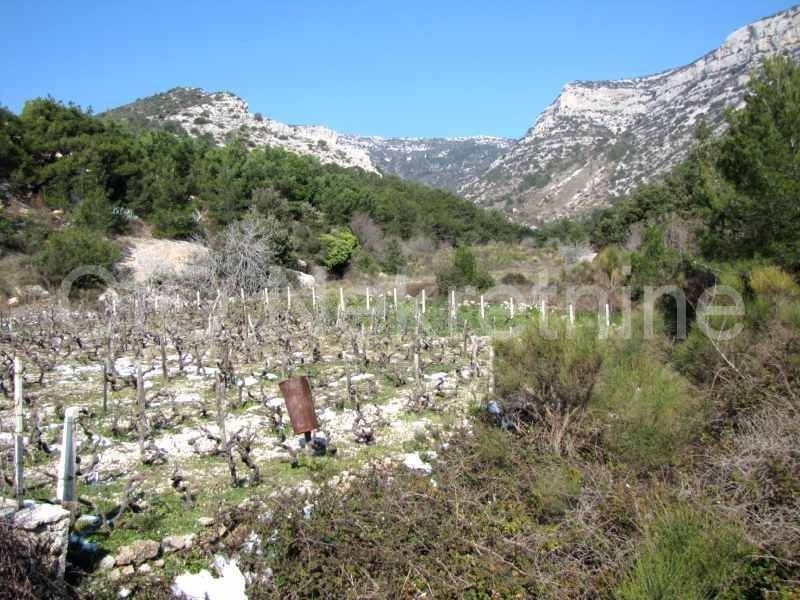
341, 135, 512, 193
460, 5, 800, 225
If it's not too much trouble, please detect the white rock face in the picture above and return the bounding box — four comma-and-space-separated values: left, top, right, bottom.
402, 452, 433, 475
461, 6, 800, 224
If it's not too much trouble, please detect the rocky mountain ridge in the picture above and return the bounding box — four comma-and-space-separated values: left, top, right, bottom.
104, 88, 378, 172
460, 5, 800, 224
104, 88, 511, 192
104, 6, 800, 223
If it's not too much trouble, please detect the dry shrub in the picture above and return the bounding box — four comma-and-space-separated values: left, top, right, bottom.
494, 320, 603, 455
401, 235, 437, 257
673, 284, 800, 431
706, 405, 800, 563
200, 208, 288, 295
749, 265, 799, 299
403, 278, 433, 298
0, 522, 77, 600
349, 212, 385, 258
219, 425, 635, 599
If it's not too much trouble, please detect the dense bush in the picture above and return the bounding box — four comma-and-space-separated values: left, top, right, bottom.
71, 187, 131, 234
593, 343, 700, 471
320, 228, 358, 275
35, 227, 121, 287
436, 245, 494, 292
0, 213, 16, 253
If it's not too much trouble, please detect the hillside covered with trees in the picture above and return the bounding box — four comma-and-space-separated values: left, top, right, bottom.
0, 99, 527, 287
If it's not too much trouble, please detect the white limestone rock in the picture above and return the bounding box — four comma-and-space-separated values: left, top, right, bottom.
172, 556, 247, 600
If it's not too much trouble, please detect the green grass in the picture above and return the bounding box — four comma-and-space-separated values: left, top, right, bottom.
616, 505, 752, 599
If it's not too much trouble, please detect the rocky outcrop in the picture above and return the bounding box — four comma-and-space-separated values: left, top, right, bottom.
1, 499, 71, 578
114, 539, 161, 566
461, 6, 800, 224
171, 556, 247, 600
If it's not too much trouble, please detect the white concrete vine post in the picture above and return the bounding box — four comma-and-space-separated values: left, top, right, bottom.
56, 407, 79, 504
14, 356, 24, 509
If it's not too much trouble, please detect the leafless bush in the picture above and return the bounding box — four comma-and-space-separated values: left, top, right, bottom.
401, 235, 437, 257
198, 209, 287, 295
350, 212, 386, 258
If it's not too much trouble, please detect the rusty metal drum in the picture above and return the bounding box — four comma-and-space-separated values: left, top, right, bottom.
279, 375, 318, 435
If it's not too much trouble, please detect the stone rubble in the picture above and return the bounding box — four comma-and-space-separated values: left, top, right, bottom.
0, 499, 71, 578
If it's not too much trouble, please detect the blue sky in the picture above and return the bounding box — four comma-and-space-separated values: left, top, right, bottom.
1, 1, 796, 138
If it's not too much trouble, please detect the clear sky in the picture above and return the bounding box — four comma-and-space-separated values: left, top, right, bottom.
1, 1, 796, 138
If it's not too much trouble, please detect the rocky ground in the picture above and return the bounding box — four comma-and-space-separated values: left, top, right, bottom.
0, 288, 499, 596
